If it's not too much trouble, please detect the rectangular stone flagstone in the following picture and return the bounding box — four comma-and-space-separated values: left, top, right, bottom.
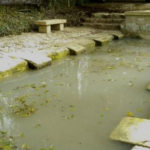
110, 117, 150, 147
67, 43, 86, 55
132, 146, 150, 150
8, 51, 52, 69
88, 34, 114, 46
74, 38, 95, 49
0, 54, 27, 79
111, 32, 124, 39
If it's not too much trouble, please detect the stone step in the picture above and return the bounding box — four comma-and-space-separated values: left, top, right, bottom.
83, 17, 124, 24
132, 146, 150, 150
92, 13, 125, 19
81, 3, 150, 13
83, 22, 121, 30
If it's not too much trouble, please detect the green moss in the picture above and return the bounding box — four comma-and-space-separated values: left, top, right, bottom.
51, 48, 69, 60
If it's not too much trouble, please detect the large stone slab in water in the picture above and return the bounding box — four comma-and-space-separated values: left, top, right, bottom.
74, 38, 95, 49
132, 146, 150, 150
111, 32, 124, 39
88, 34, 114, 46
0, 54, 27, 79
67, 43, 85, 55
110, 117, 150, 147
50, 47, 69, 60
40, 47, 69, 60
8, 51, 52, 69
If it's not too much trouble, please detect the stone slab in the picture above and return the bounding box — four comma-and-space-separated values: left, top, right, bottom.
111, 32, 124, 39
90, 34, 114, 46
45, 47, 69, 60
7, 51, 52, 69
110, 117, 150, 147
132, 146, 150, 150
35, 19, 67, 26
67, 44, 86, 55
0, 54, 27, 79
74, 38, 95, 49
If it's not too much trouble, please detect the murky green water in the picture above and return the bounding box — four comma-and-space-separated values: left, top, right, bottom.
1, 38, 150, 150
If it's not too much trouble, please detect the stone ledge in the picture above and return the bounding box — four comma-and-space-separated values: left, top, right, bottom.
125, 10, 150, 16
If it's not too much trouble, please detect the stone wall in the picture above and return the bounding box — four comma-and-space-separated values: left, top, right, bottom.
122, 10, 150, 37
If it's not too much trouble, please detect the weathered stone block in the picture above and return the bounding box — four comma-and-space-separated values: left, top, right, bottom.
74, 38, 95, 49
0, 54, 27, 80
67, 44, 85, 55
110, 117, 150, 147
92, 34, 114, 46
51, 47, 69, 60
123, 10, 150, 37
8, 51, 52, 69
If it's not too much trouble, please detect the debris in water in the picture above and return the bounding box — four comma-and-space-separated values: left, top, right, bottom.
128, 81, 134, 87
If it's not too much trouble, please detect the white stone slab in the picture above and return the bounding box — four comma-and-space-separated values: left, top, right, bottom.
110, 117, 150, 147
7, 51, 52, 69
132, 146, 150, 150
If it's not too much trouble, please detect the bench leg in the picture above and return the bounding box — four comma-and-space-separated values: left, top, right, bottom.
52, 24, 64, 31
59, 24, 64, 31
39, 25, 51, 33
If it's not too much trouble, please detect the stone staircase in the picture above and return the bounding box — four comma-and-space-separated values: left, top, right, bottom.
82, 12, 125, 30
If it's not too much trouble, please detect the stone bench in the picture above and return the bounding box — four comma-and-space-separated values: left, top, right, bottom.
35, 19, 67, 33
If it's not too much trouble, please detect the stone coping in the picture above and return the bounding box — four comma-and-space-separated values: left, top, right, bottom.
125, 10, 150, 16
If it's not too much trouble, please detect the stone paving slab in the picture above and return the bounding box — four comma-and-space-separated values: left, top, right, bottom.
93, 35, 114, 46
39, 47, 69, 60
74, 38, 96, 49
7, 51, 52, 69
111, 31, 124, 39
110, 117, 150, 148
67, 43, 86, 55
92, 34, 114, 46
132, 146, 150, 150
0, 54, 27, 79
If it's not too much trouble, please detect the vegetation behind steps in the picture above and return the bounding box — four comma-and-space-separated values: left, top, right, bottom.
0, 3, 87, 36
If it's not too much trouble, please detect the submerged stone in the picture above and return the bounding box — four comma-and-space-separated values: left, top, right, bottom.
132, 146, 150, 150
110, 117, 150, 147
67, 43, 85, 55
0, 54, 27, 80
